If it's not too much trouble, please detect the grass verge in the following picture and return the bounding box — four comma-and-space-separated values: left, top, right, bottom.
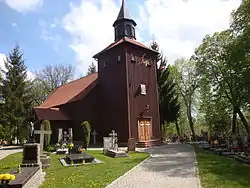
196, 148, 250, 188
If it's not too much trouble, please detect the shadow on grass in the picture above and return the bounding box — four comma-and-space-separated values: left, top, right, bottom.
196, 148, 250, 188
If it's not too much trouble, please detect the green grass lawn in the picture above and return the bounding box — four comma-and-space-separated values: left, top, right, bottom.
196, 148, 250, 188
0, 151, 149, 188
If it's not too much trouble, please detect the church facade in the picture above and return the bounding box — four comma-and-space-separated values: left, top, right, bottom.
34, 0, 161, 147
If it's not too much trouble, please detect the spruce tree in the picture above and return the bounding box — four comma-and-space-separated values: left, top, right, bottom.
150, 41, 180, 136
87, 62, 97, 75
2, 45, 29, 144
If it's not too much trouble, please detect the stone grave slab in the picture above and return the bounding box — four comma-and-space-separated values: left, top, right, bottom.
66, 153, 95, 164
107, 149, 128, 158
9, 167, 45, 188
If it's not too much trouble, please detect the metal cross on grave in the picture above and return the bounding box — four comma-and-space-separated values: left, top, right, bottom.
34, 123, 52, 153
109, 130, 117, 149
91, 129, 98, 145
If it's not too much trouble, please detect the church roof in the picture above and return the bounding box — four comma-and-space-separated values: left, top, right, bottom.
93, 37, 158, 58
35, 73, 98, 109
34, 108, 71, 120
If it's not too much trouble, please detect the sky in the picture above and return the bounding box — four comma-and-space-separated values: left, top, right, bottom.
0, 0, 242, 78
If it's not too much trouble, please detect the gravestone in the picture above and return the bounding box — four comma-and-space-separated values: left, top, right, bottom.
9, 122, 45, 188
128, 138, 136, 151
58, 128, 62, 143
104, 130, 128, 158
109, 130, 117, 149
103, 137, 113, 154
34, 123, 52, 169
22, 122, 41, 167
34, 123, 52, 153
92, 129, 98, 145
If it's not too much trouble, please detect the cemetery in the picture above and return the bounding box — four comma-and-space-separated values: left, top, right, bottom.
0, 123, 148, 187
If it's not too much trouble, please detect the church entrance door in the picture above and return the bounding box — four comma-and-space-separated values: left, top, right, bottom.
138, 118, 151, 141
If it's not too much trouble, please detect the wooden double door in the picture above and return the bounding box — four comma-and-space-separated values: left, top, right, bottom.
138, 118, 152, 141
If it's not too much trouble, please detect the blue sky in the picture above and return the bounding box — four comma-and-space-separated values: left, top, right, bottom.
0, 0, 241, 78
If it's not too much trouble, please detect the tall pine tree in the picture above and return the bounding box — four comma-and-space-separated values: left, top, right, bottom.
2, 45, 30, 144
87, 62, 97, 75
150, 41, 181, 137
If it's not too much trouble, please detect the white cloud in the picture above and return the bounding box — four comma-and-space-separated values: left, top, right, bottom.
62, 0, 119, 73
4, 0, 42, 12
139, 0, 241, 64
62, 0, 241, 73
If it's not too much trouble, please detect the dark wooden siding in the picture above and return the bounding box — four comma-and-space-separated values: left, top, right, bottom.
59, 86, 99, 142
97, 45, 129, 143
125, 44, 161, 141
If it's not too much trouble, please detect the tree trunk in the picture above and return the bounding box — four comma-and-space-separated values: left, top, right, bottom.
235, 107, 250, 136
175, 120, 180, 137
232, 107, 237, 136
186, 105, 195, 139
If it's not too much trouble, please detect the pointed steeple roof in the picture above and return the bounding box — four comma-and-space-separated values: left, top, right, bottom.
116, 0, 131, 20
113, 0, 136, 26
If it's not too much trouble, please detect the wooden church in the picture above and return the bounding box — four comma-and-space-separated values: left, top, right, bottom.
34, 0, 161, 147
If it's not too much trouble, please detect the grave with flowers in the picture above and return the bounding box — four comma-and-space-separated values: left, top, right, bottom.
59, 142, 103, 167
4, 122, 46, 188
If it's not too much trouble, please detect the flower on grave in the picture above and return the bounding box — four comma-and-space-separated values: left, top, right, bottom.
0, 173, 16, 185
68, 142, 74, 149
78, 148, 85, 153
62, 143, 67, 149
55, 143, 61, 149
213, 140, 219, 145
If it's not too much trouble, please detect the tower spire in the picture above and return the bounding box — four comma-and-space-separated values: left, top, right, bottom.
113, 0, 137, 41
116, 0, 132, 21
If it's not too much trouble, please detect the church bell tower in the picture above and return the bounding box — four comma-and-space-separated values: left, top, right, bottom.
93, 0, 161, 146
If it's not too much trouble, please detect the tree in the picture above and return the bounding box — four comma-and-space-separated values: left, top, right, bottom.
229, 0, 250, 103
192, 30, 250, 137
150, 41, 180, 137
34, 64, 75, 105
171, 58, 199, 138
87, 62, 97, 75
80, 121, 91, 149
2, 45, 30, 144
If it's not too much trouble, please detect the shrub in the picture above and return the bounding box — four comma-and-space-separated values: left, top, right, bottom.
80, 121, 91, 149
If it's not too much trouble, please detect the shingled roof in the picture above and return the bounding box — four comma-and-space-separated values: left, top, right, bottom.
93, 37, 158, 58
35, 73, 98, 109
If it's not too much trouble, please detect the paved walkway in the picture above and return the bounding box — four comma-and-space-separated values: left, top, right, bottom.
107, 143, 201, 188
0, 146, 22, 160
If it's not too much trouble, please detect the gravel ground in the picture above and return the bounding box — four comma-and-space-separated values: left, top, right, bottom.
106, 143, 201, 188
0, 146, 22, 160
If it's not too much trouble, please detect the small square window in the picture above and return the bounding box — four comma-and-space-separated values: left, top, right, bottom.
140, 84, 146, 95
